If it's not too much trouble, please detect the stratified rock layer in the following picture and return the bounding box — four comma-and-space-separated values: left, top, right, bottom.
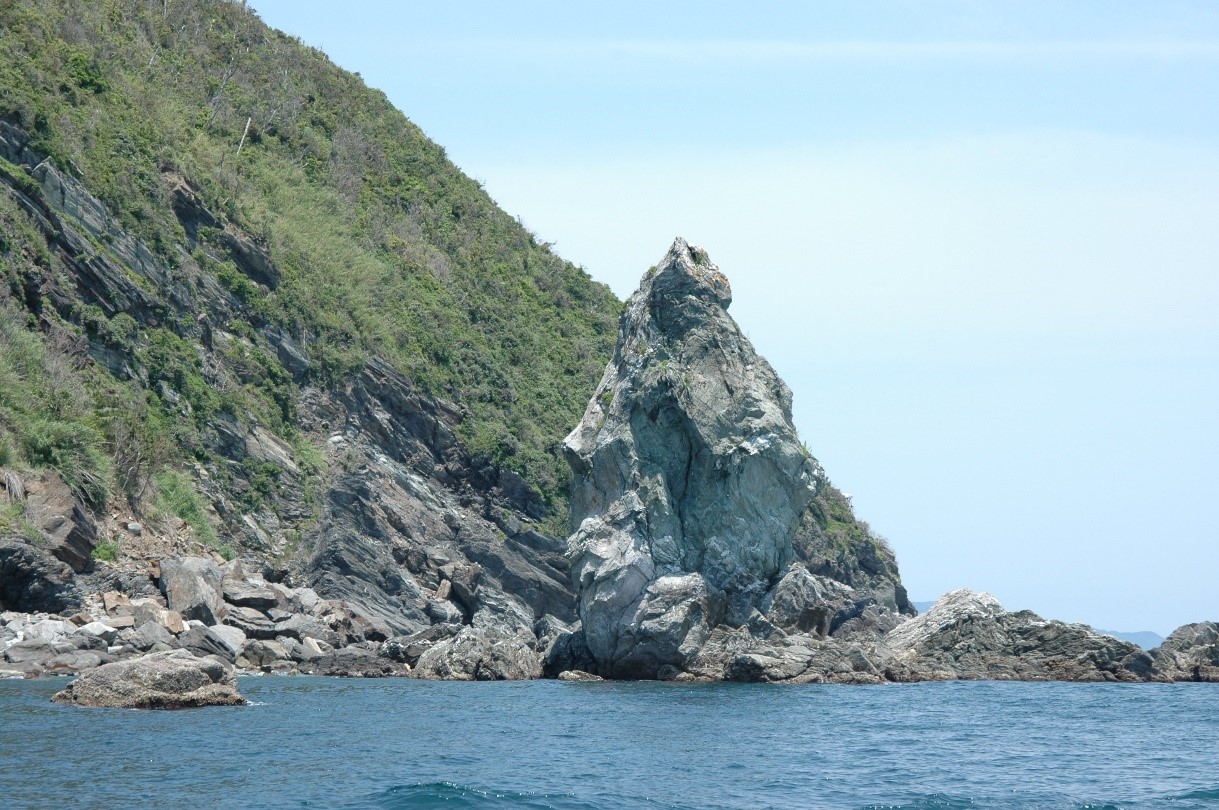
564, 238, 834, 677
51, 650, 245, 708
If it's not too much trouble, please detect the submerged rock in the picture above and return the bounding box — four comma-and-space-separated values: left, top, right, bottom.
51, 650, 245, 708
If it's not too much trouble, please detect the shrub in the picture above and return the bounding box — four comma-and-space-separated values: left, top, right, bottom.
153, 469, 217, 547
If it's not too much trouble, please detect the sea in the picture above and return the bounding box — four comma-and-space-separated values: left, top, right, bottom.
1, 677, 1217, 809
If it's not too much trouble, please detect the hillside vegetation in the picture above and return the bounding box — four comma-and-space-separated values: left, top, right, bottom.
0, 0, 619, 530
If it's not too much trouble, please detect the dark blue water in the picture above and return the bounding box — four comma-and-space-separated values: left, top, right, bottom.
1, 677, 1217, 809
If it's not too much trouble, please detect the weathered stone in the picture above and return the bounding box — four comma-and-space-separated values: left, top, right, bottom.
24, 619, 76, 643
0, 536, 81, 614
238, 639, 290, 669
274, 614, 342, 647
51, 650, 246, 708
299, 636, 332, 660
878, 589, 1150, 682
224, 605, 279, 640
102, 591, 131, 615
209, 624, 247, 657
562, 240, 827, 678
413, 625, 541, 681
78, 621, 119, 645
380, 625, 461, 666
222, 580, 280, 611
124, 621, 176, 652
24, 474, 98, 572
298, 642, 408, 677
129, 599, 187, 636
557, 669, 603, 682
759, 564, 856, 636
1152, 622, 1219, 682
178, 625, 239, 663
159, 557, 226, 625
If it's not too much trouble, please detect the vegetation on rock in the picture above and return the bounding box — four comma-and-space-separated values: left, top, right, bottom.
0, 0, 618, 545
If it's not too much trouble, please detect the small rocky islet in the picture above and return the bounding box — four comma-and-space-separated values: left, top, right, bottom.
4, 240, 1216, 704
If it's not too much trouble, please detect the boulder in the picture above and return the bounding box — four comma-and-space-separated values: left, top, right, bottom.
77, 621, 119, 645
557, 670, 604, 682
129, 598, 185, 635
224, 605, 279, 640
123, 621, 176, 652
51, 650, 246, 708
298, 643, 408, 677
238, 639, 291, 669
413, 625, 542, 681
759, 564, 857, 636
178, 625, 240, 663
159, 557, 227, 625
222, 580, 280, 611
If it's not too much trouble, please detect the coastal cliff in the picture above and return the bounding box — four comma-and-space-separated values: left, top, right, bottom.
0, 1, 1211, 685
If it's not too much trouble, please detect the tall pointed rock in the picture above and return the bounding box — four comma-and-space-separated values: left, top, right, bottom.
563, 238, 829, 677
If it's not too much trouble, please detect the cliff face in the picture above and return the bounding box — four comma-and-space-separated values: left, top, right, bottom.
0, 111, 584, 674
562, 239, 909, 678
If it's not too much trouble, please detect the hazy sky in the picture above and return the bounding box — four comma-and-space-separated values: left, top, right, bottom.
249, 1, 1218, 635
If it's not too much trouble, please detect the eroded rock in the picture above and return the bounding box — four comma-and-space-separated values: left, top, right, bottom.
1152, 622, 1219, 682
564, 239, 862, 678
51, 650, 245, 708
878, 589, 1152, 682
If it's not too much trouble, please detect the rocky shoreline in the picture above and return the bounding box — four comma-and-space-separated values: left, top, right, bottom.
3, 550, 1215, 686
2, 241, 1216, 692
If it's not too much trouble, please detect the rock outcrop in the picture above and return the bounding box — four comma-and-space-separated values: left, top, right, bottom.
563, 238, 907, 678
1152, 622, 1219, 682
51, 650, 245, 708
0, 536, 81, 614
877, 589, 1155, 682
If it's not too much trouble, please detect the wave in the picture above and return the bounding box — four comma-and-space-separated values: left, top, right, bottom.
1170, 786, 1219, 801
859, 795, 976, 810
342, 782, 610, 810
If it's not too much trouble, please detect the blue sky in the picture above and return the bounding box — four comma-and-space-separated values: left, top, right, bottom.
249, 1, 1218, 635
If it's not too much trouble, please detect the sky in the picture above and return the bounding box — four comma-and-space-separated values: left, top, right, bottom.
249, 1, 1218, 635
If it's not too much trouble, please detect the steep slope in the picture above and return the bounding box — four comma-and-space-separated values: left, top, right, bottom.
0, 0, 618, 672
0, 0, 618, 531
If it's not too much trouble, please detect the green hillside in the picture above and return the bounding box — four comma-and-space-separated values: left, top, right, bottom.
0, 0, 619, 528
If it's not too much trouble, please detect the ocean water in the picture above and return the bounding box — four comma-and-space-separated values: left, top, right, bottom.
1, 678, 1217, 809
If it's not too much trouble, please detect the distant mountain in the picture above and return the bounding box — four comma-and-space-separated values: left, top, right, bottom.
1097, 630, 1164, 650
912, 602, 1163, 650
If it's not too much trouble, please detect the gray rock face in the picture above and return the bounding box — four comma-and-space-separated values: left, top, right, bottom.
159, 557, 227, 625
563, 239, 829, 677
51, 650, 246, 709
878, 589, 1153, 682
21, 474, 99, 573
412, 624, 541, 681
1152, 622, 1219, 682
0, 536, 81, 614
